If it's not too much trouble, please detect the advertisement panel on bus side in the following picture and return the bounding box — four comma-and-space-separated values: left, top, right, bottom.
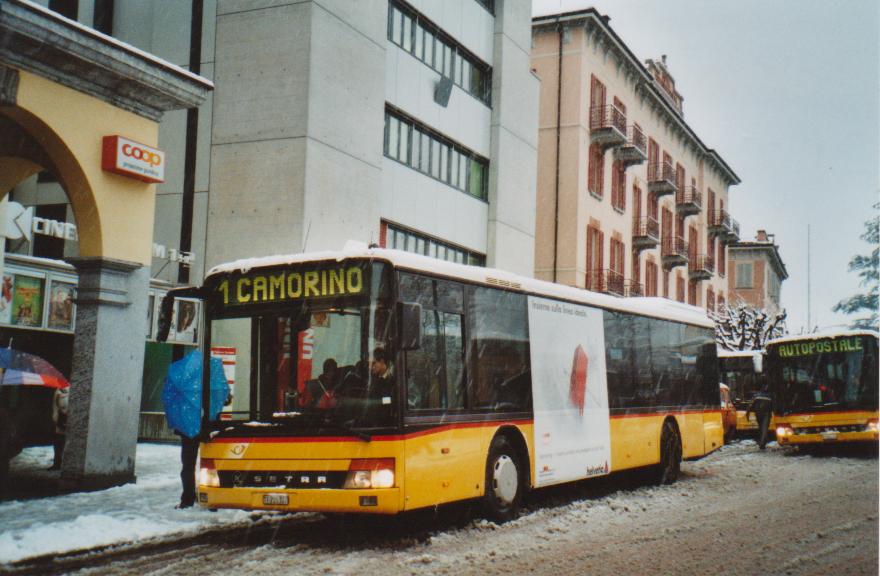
528, 296, 612, 487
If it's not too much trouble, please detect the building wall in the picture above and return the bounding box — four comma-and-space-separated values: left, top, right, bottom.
532, 17, 737, 308
728, 246, 784, 314
12, 0, 536, 279
205, 0, 385, 269
486, 0, 538, 277
729, 256, 767, 310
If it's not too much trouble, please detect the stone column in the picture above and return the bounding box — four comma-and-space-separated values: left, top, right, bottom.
61, 257, 149, 490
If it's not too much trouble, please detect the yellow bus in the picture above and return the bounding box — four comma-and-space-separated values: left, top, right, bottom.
766, 331, 879, 446
160, 245, 723, 521
718, 350, 765, 433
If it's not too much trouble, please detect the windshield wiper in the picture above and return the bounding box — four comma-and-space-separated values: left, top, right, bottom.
321, 418, 372, 442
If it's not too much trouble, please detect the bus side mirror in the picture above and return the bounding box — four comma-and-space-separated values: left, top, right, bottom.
156, 293, 176, 342
399, 302, 422, 351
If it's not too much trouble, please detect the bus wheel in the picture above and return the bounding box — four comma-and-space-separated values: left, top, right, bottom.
656, 420, 682, 485
483, 436, 523, 523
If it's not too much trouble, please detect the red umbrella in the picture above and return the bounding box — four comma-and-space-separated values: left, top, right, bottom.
0, 348, 69, 389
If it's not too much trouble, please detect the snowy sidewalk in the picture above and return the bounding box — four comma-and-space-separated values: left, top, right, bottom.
0, 443, 286, 566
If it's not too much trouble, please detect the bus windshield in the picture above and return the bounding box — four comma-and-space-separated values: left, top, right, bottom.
206, 261, 396, 431
719, 355, 762, 409
770, 335, 878, 415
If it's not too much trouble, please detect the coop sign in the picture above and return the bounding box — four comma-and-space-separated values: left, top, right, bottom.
101, 135, 165, 183
3, 201, 193, 265
776, 337, 863, 358
215, 265, 364, 307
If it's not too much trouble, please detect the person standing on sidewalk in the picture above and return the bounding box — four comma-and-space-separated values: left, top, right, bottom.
174, 430, 199, 509
49, 387, 68, 471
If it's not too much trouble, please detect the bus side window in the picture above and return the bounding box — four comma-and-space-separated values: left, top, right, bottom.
406, 308, 444, 410
466, 286, 531, 412
400, 273, 466, 412
603, 310, 632, 410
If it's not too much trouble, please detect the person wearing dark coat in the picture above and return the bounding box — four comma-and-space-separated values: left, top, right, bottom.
746, 390, 773, 450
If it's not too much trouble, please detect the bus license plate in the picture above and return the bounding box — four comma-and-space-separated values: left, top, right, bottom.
263, 493, 289, 506
821, 431, 838, 441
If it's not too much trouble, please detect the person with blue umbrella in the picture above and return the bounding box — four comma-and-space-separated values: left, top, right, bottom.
162, 350, 229, 509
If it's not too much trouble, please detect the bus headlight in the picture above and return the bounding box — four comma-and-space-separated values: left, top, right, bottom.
344, 458, 395, 489
199, 458, 220, 487
776, 425, 793, 438
866, 419, 878, 433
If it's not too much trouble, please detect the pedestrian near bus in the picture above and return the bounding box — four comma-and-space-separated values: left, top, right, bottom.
746, 389, 773, 450
162, 350, 231, 509
175, 430, 200, 509
49, 387, 69, 470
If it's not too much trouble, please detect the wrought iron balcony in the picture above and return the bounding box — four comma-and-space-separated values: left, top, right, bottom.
709, 210, 733, 238
647, 161, 677, 197
661, 237, 688, 269
688, 254, 715, 281
624, 280, 644, 298
632, 216, 660, 250
586, 268, 625, 296
675, 185, 702, 217
727, 216, 740, 243
613, 125, 647, 167
589, 105, 627, 150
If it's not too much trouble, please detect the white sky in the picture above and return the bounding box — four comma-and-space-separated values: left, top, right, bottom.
532, 0, 880, 332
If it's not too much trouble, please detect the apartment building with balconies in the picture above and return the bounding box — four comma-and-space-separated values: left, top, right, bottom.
531, 8, 740, 310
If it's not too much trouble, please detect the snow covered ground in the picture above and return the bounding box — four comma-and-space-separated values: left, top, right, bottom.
1, 440, 877, 575
0, 444, 291, 566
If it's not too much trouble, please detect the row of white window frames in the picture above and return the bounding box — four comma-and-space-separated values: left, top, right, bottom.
386, 224, 485, 266
385, 112, 489, 200
388, 3, 491, 104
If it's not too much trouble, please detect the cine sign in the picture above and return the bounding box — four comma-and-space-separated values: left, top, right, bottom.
101, 135, 165, 183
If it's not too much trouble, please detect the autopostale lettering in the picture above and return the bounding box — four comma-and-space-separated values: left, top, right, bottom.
217, 267, 363, 306
776, 337, 863, 358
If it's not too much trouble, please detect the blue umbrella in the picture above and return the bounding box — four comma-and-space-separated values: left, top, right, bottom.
161, 350, 229, 439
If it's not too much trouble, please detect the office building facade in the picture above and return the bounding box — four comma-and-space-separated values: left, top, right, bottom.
3, 0, 538, 438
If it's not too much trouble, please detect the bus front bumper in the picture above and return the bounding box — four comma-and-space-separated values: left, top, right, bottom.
776, 429, 878, 445
198, 486, 402, 514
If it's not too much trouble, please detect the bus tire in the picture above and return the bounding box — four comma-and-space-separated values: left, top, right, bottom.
482, 436, 523, 523
655, 420, 682, 485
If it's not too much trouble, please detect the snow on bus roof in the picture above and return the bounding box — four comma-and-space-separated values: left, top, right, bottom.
207, 242, 714, 328
717, 349, 763, 358
766, 329, 880, 347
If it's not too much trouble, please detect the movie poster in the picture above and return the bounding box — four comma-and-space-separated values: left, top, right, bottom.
0, 274, 13, 325
528, 296, 611, 487
47, 281, 75, 330
11, 275, 45, 327
174, 299, 199, 344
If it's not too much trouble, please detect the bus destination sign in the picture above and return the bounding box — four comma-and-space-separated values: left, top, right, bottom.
216, 265, 364, 307
776, 336, 863, 359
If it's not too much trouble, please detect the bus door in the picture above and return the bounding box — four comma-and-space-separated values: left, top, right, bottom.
400, 275, 474, 509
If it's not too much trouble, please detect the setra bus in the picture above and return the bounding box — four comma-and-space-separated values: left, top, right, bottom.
718, 349, 765, 433
159, 244, 723, 521
766, 330, 879, 446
